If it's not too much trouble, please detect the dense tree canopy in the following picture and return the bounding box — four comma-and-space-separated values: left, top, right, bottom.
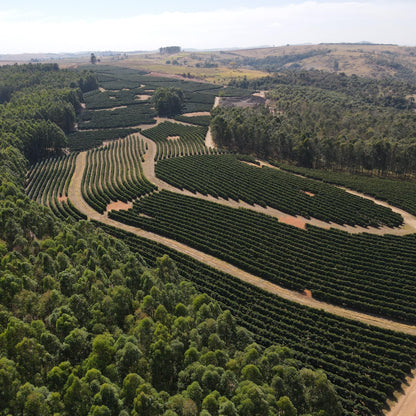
212, 70, 416, 174
152, 87, 185, 117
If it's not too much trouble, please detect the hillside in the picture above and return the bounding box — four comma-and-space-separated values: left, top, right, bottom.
2, 62, 416, 416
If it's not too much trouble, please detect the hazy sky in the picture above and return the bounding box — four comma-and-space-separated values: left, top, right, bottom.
1, 0, 415, 54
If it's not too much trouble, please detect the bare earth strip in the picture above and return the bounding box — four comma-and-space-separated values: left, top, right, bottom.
386, 369, 416, 416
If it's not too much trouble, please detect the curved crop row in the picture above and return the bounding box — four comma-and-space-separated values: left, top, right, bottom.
81, 134, 156, 214
25, 153, 86, 221
109, 190, 416, 324
98, 222, 416, 416
279, 163, 416, 217
141, 121, 223, 161
155, 154, 403, 228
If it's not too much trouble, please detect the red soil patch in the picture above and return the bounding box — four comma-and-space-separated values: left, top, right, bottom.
303, 289, 313, 298
106, 201, 133, 212
57, 196, 68, 202
280, 216, 307, 230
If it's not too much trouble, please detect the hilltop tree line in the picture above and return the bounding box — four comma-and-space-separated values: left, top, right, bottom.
212, 70, 416, 174
0, 64, 342, 415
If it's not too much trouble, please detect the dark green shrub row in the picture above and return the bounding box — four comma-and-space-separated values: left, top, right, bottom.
78, 103, 156, 129
141, 121, 211, 161
155, 154, 403, 227
81, 135, 156, 213
67, 127, 140, 151
25, 153, 84, 222
279, 163, 416, 216
109, 190, 416, 324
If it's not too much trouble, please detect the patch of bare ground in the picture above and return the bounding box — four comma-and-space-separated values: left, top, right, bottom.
135, 95, 151, 101
92, 105, 127, 112
385, 369, 416, 416
241, 161, 261, 168
302, 190, 315, 197
253, 91, 266, 99
205, 127, 216, 149
182, 111, 211, 117
219, 95, 266, 108
167, 136, 180, 141
98, 87, 106, 92
109, 96, 116, 100
280, 216, 307, 230
67, 149, 416, 336
106, 200, 133, 212
57, 196, 68, 202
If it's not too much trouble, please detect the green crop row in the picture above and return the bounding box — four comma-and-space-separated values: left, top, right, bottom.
81, 135, 156, 214
141, 121, 214, 161
67, 127, 140, 151
155, 154, 403, 228
279, 163, 416, 216
109, 190, 416, 324
25, 153, 86, 221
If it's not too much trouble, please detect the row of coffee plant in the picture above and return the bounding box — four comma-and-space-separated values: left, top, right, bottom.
279, 163, 416, 216
109, 190, 416, 323
25, 153, 86, 221
81, 135, 156, 213
141, 122, 215, 161
155, 154, 403, 227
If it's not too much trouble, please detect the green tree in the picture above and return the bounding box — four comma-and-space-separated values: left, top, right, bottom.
152, 88, 185, 117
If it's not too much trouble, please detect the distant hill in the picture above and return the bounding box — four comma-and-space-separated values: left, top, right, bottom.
217, 43, 416, 83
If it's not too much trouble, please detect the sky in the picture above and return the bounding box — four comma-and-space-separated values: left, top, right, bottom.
0, 0, 415, 54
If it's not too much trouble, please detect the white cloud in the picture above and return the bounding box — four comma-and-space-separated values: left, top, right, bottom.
0, 1, 415, 54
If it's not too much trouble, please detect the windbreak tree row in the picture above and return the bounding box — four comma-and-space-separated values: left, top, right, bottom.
109, 190, 416, 324
155, 154, 403, 228
98, 223, 416, 416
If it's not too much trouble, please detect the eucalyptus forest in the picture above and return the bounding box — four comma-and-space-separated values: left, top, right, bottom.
1, 51, 416, 416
